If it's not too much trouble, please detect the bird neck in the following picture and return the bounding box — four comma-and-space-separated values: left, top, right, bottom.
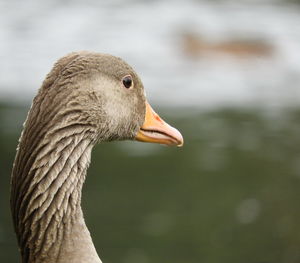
11, 128, 102, 263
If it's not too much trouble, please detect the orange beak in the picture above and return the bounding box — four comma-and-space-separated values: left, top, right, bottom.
135, 102, 184, 147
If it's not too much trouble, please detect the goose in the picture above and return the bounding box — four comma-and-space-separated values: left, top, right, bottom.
10, 51, 183, 263
182, 32, 273, 58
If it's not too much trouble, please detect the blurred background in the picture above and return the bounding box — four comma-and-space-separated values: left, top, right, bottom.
1, 0, 300, 262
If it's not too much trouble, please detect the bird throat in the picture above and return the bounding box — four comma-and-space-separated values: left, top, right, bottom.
11, 127, 102, 263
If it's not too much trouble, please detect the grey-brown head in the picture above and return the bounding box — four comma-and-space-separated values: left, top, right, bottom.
33, 51, 183, 145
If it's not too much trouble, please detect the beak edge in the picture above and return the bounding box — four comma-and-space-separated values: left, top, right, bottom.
135, 102, 184, 147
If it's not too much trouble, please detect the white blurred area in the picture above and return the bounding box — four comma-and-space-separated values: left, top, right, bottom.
0, 0, 300, 108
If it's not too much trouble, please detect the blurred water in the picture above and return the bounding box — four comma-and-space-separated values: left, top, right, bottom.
0, 0, 300, 108
2, 103, 300, 262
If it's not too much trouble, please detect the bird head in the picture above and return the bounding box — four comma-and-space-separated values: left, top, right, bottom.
42, 51, 183, 146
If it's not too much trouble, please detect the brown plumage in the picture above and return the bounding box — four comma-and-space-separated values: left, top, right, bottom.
11, 51, 183, 263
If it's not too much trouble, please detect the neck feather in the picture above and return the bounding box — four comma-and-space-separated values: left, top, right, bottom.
11, 102, 102, 263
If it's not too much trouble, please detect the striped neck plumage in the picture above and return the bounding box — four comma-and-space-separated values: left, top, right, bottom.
11, 110, 102, 263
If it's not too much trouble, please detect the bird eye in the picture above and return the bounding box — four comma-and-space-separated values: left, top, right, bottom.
122, 75, 133, 89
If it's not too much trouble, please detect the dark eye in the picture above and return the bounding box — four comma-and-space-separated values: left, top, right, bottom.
122, 75, 133, 89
